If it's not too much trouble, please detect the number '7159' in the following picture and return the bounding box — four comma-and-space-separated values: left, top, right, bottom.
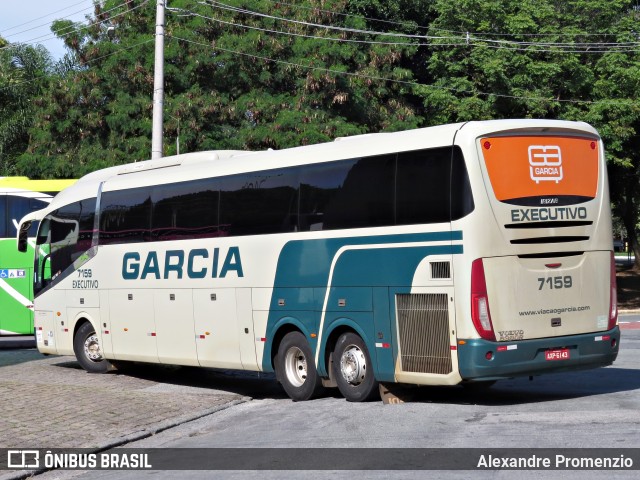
538, 276, 572, 290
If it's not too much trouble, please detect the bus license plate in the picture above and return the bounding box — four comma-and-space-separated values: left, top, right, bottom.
545, 349, 570, 361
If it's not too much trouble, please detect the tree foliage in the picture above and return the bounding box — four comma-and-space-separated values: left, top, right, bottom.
584, 9, 640, 265
16, 0, 423, 177
420, 0, 640, 267
0, 40, 53, 174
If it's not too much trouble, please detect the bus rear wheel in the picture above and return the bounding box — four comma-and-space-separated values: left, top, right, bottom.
276, 331, 324, 401
332, 332, 379, 402
73, 322, 109, 374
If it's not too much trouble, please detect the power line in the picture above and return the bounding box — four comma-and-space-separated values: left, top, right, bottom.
198, 0, 640, 53
170, 6, 640, 53
0, 0, 92, 35
167, 34, 637, 106
229, 0, 637, 40
430, 26, 637, 39
0, 1, 150, 54
0, 1, 95, 40
0, 38, 155, 93
0, 1, 153, 93
244, 0, 431, 32
168, 7, 428, 47
202, 0, 455, 41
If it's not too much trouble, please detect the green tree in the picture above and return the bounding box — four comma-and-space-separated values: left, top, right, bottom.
0, 39, 53, 174
420, 0, 640, 268
154, 0, 426, 149
584, 6, 640, 269
18, 0, 425, 177
17, 1, 156, 177
419, 0, 607, 122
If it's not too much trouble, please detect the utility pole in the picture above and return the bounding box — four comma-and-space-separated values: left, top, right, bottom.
151, 0, 165, 160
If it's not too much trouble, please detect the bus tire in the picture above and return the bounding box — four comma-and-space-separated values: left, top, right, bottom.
332, 332, 379, 402
73, 322, 109, 374
276, 331, 324, 401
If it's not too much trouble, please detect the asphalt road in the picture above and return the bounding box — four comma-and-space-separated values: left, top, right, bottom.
25, 318, 640, 480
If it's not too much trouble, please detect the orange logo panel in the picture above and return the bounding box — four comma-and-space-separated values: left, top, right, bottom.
481, 136, 599, 202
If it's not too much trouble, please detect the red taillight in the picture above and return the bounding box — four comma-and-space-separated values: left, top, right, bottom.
471, 258, 496, 342
609, 251, 618, 330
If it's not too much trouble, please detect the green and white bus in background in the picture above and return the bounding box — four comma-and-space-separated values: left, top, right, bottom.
19, 120, 619, 401
1, 177, 76, 335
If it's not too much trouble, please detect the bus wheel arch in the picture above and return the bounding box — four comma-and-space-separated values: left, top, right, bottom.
73, 319, 109, 374
270, 323, 301, 376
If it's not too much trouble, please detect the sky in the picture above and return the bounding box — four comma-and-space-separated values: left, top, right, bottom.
0, 0, 96, 60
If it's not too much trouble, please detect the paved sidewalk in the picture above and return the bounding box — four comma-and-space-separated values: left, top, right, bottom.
0, 350, 248, 477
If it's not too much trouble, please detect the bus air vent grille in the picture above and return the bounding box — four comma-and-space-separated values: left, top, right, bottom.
396, 293, 452, 375
430, 261, 451, 279
510, 236, 589, 244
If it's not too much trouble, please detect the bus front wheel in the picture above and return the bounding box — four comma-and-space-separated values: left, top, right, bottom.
73, 322, 109, 374
332, 332, 379, 402
276, 331, 324, 401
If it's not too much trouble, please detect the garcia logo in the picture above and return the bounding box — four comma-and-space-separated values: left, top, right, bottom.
122, 247, 244, 280
528, 145, 563, 184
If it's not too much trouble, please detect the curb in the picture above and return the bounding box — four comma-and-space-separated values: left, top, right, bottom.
619, 310, 640, 315
1, 396, 250, 480
0, 336, 35, 350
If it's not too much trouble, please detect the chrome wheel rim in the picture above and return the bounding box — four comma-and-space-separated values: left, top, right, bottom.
340, 345, 367, 385
284, 346, 308, 387
83, 334, 103, 362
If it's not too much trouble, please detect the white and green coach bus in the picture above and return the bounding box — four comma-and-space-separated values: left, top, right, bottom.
18, 120, 619, 401
0, 177, 76, 335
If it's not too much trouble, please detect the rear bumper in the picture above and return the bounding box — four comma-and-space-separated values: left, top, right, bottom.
457, 327, 620, 381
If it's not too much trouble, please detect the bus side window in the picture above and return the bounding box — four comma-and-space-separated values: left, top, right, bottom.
220, 169, 299, 236
100, 189, 151, 244
35, 198, 96, 290
396, 147, 452, 225
35, 217, 51, 291
322, 155, 396, 230
299, 160, 355, 232
450, 147, 475, 220
49, 204, 81, 278
152, 178, 220, 241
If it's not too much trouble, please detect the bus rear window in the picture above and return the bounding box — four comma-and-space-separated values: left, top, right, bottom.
481, 136, 599, 206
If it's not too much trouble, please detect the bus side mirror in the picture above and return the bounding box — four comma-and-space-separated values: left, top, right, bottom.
17, 221, 31, 253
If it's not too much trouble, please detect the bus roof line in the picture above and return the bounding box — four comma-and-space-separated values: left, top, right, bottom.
116, 150, 255, 176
